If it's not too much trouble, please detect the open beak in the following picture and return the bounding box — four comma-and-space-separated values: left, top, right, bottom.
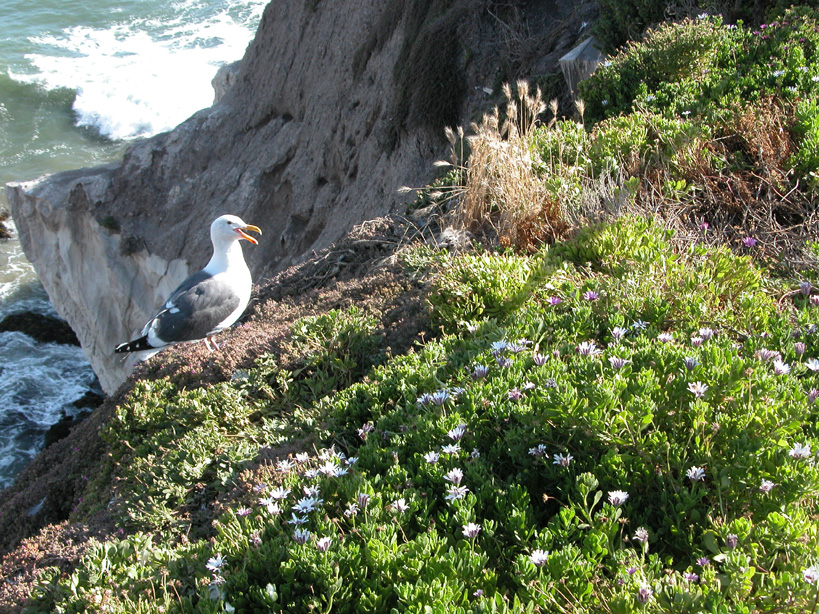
236, 224, 262, 245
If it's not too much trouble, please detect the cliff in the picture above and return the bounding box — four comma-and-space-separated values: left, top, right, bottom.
7, 0, 596, 393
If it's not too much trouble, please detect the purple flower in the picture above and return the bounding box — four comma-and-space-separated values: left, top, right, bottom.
357, 493, 370, 509
277, 459, 295, 473
698, 327, 715, 340
553, 452, 573, 467
547, 296, 562, 306
316, 536, 332, 552
293, 496, 323, 514
431, 389, 450, 406
529, 444, 547, 458
496, 356, 513, 368
532, 352, 548, 366
804, 565, 819, 585
795, 342, 807, 356
258, 497, 282, 516
683, 356, 698, 371
697, 557, 710, 567
441, 444, 461, 455
444, 468, 464, 485
292, 528, 311, 544
206, 554, 225, 572
448, 424, 467, 441
633, 527, 649, 543
773, 360, 791, 375
806, 358, 819, 372
608, 490, 629, 506
808, 388, 819, 404
491, 340, 509, 354
611, 327, 628, 341
636, 584, 653, 603
529, 549, 549, 566
583, 290, 599, 301
759, 479, 775, 494
687, 381, 708, 398
344, 502, 359, 517
686, 466, 706, 481
287, 513, 308, 525
690, 336, 704, 347
423, 451, 440, 464
657, 332, 674, 343
755, 348, 780, 362
699, 222, 709, 232
608, 356, 630, 370
756, 348, 780, 362
577, 341, 602, 356
445, 485, 470, 502
358, 422, 374, 439
392, 498, 410, 513
789, 442, 812, 459
742, 237, 758, 247
471, 364, 490, 379
236, 507, 252, 517
507, 388, 523, 401
462, 522, 482, 538
725, 534, 738, 549
683, 571, 700, 583
509, 339, 531, 353
270, 488, 290, 500
801, 281, 812, 296
811, 295, 819, 307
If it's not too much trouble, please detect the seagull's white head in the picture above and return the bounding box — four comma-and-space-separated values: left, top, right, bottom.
211, 214, 262, 246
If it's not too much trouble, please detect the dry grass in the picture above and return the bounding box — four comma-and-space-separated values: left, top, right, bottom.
447, 81, 571, 251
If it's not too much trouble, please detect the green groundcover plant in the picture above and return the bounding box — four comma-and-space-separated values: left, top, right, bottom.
580, 8, 819, 191
26, 217, 819, 613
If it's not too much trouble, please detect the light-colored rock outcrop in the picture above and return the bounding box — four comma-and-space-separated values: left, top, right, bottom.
8, 0, 595, 394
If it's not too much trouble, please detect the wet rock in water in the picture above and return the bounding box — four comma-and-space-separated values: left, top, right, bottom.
0, 312, 80, 346
43, 391, 104, 448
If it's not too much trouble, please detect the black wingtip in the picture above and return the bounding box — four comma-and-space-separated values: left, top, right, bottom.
115, 335, 153, 353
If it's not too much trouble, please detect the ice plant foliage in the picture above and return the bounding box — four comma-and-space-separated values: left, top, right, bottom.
33, 197, 819, 611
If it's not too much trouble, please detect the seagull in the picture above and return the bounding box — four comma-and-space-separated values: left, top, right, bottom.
115, 214, 261, 358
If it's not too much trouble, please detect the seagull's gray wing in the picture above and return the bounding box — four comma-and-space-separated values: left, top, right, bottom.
147, 271, 241, 344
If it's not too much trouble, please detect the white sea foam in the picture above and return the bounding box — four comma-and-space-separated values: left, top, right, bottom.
15, 0, 266, 140
0, 331, 97, 488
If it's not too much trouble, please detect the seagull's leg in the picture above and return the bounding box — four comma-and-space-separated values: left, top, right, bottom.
204, 337, 221, 351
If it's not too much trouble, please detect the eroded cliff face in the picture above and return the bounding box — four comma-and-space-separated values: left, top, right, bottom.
8, 0, 595, 394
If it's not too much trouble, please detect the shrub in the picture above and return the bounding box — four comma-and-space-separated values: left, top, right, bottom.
582, 10, 819, 135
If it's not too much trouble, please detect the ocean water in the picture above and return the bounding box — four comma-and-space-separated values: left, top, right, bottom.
0, 0, 267, 489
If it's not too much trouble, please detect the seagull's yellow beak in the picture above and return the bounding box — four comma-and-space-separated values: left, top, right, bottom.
237, 224, 262, 245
